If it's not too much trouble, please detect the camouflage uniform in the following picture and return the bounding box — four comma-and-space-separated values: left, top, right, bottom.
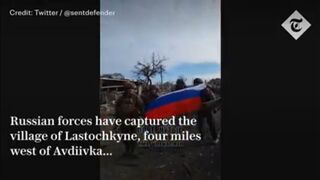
194, 78, 218, 142
115, 81, 144, 155
140, 85, 160, 149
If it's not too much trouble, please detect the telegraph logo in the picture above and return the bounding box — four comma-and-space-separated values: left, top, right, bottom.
290, 18, 303, 32
282, 10, 311, 40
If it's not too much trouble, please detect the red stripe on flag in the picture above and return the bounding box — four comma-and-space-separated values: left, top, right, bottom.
145, 97, 202, 119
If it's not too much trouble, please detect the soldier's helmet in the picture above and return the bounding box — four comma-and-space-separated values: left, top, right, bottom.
176, 78, 186, 86
175, 78, 186, 90
123, 81, 136, 90
193, 78, 204, 86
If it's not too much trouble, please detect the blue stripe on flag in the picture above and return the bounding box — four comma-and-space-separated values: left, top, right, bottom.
145, 84, 206, 112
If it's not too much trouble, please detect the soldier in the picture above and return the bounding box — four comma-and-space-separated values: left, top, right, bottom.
174, 78, 187, 91
115, 81, 144, 157
140, 85, 160, 149
173, 78, 188, 148
193, 78, 218, 143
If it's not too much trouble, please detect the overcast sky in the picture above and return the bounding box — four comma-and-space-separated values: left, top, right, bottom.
101, 0, 220, 85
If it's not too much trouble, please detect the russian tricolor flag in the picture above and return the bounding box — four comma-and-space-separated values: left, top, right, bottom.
145, 84, 206, 118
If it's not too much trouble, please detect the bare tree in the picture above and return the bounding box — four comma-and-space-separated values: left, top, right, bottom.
133, 52, 167, 86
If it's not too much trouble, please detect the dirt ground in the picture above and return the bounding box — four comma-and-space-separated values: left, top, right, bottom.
100, 110, 221, 180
